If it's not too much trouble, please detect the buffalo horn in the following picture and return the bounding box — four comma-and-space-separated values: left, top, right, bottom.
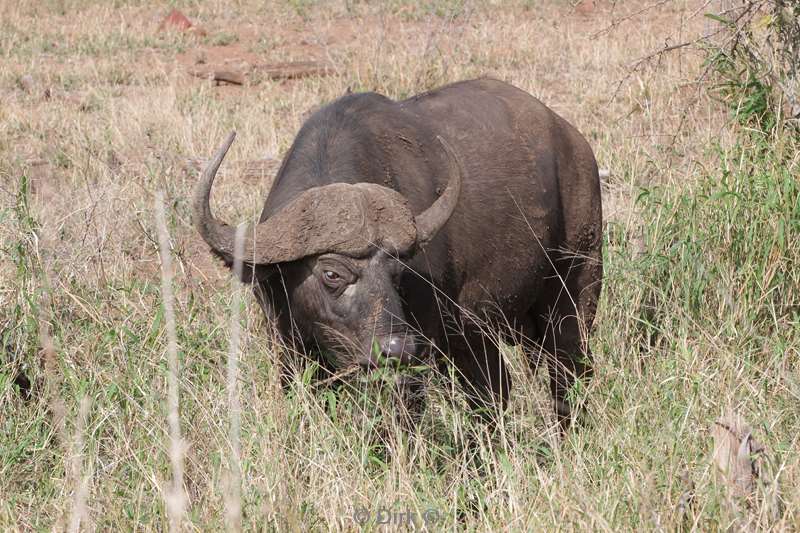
414, 136, 463, 248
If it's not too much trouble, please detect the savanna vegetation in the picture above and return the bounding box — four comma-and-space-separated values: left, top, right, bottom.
1, 0, 798, 530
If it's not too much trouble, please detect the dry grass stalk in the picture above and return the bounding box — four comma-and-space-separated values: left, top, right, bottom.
154, 191, 188, 531
32, 233, 79, 529
33, 231, 65, 444
39, 327, 70, 533
224, 224, 247, 532
67, 396, 92, 533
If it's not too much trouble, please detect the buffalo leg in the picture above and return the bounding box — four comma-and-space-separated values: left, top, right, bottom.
448, 326, 511, 420
532, 256, 600, 432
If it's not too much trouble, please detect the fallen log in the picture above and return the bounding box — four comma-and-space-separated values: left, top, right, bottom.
253, 60, 334, 80
189, 69, 245, 85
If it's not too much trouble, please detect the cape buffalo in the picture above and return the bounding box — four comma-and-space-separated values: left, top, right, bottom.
194, 78, 602, 429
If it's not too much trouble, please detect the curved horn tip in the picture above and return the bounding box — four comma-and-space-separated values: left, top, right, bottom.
200, 131, 238, 184
222, 130, 236, 150
192, 131, 240, 262
207, 131, 237, 168
438, 135, 463, 182
435, 134, 452, 152
435, 135, 462, 178
415, 135, 463, 248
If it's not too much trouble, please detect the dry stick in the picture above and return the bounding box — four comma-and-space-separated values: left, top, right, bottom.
67, 396, 92, 533
225, 224, 246, 532
154, 191, 187, 531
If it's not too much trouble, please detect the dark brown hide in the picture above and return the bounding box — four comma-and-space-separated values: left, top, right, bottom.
195, 78, 603, 429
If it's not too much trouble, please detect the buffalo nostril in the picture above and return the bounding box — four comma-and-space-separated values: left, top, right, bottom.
381, 336, 415, 364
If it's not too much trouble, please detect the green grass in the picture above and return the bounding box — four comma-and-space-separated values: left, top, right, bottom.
4, 107, 798, 532
1, 0, 798, 530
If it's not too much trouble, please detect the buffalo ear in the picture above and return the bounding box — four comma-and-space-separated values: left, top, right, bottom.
240, 263, 275, 284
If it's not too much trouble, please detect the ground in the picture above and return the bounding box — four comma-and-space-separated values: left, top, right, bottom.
1, 0, 798, 530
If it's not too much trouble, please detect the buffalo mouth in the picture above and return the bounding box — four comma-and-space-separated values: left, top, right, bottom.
314, 330, 431, 376
354, 331, 423, 371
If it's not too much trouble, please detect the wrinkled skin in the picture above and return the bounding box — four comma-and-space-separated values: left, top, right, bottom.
265, 251, 414, 369
197, 78, 603, 430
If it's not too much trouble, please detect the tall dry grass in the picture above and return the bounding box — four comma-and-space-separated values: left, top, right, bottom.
224, 223, 246, 532
1, 0, 798, 530
154, 191, 187, 530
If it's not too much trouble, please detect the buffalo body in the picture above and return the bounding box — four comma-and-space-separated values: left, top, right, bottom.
195, 78, 603, 427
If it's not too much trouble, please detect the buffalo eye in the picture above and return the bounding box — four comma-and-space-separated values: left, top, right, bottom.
322, 270, 343, 288
316, 255, 356, 292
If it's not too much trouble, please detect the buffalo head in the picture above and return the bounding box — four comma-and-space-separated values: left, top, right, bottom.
194, 132, 462, 370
